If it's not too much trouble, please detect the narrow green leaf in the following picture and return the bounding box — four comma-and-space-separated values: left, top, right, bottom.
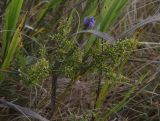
95, 80, 110, 109
36, 0, 63, 24
0, 15, 26, 80
2, 0, 24, 59
82, 0, 98, 19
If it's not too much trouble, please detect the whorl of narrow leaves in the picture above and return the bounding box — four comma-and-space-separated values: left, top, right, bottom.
104, 38, 138, 64
51, 15, 74, 58
19, 58, 50, 85
91, 38, 138, 71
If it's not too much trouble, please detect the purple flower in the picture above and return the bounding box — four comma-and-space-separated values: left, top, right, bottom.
83, 17, 90, 26
83, 16, 95, 29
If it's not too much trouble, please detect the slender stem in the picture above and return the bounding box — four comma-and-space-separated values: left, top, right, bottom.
51, 74, 57, 109
51, 61, 61, 108
92, 38, 104, 121
95, 38, 104, 104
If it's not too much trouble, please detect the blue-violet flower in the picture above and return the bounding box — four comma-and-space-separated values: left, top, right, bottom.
83, 16, 95, 29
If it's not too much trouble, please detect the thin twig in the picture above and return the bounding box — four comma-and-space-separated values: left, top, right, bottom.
128, 58, 160, 64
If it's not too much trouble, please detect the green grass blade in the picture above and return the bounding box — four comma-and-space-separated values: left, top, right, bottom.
2, 0, 24, 60
100, 0, 129, 31
95, 79, 110, 109
35, 0, 62, 25
82, 0, 98, 18
0, 15, 26, 80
